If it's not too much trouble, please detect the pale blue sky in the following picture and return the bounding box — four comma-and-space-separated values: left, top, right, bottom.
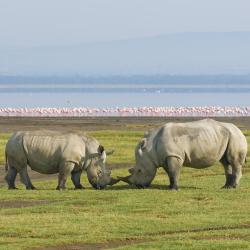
0, 0, 250, 47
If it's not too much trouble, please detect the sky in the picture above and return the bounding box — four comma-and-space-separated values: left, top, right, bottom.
0, 0, 250, 47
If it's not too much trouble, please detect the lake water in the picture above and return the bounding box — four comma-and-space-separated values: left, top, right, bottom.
0, 92, 250, 108
0, 84, 250, 107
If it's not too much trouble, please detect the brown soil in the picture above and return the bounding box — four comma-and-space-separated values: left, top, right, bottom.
0, 166, 57, 189
0, 163, 129, 189
146, 223, 250, 237
0, 200, 49, 208
33, 239, 148, 250
0, 116, 250, 133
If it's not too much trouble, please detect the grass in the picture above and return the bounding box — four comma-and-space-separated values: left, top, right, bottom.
0, 129, 250, 250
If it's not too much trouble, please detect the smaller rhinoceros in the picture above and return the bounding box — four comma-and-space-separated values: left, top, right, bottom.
119, 119, 247, 190
5, 131, 119, 190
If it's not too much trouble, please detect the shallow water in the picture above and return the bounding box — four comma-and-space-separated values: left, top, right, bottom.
0, 92, 250, 108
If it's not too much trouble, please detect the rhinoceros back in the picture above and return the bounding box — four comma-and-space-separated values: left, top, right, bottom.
22, 131, 85, 174
162, 119, 230, 168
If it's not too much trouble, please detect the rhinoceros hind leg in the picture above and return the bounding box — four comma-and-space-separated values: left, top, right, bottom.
71, 171, 84, 190
221, 174, 236, 189
220, 160, 235, 188
230, 163, 242, 188
5, 166, 18, 189
57, 161, 75, 190
19, 168, 36, 190
221, 156, 242, 188
165, 156, 183, 190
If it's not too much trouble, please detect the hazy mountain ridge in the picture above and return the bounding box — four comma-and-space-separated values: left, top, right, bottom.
1, 74, 250, 85
1, 32, 250, 76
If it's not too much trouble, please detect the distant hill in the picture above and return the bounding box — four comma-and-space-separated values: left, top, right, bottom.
1, 32, 250, 76
1, 75, 250, 85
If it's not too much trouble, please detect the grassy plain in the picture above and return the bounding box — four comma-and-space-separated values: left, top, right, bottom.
0, 120, 250, 250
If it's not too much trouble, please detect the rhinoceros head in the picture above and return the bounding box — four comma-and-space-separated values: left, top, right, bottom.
119, 138, 157, 188
86, 145, 119, 189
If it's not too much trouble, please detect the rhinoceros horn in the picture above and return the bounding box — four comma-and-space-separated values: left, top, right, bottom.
108, 177, 120, 186
88, 150, 107, 160
88, 153, 100, 159
117, 175, 132, 184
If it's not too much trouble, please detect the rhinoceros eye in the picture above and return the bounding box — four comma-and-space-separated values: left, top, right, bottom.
97, 169, 103, 176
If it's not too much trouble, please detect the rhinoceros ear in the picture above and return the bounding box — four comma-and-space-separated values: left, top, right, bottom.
98, 145, 105, 154
140, 138, 147, 150
128, 167, 135, 174
100, 150, 106, 162
138, 138, 147, 156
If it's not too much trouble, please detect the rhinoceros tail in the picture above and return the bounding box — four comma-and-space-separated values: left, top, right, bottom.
5, 150, 8, 172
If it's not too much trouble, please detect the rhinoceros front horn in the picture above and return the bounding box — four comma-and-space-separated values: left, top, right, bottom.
117, 175, 132, 184
108, 177, 120, 186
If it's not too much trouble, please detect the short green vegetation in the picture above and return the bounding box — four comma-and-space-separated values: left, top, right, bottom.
0, 133, 11, 164
0, 129, 250, 250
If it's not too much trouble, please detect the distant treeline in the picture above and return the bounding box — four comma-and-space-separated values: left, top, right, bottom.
1, 75, 250, 84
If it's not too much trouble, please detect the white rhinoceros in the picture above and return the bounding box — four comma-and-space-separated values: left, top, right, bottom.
5, 131, 118, 190
119, 119, 247, 190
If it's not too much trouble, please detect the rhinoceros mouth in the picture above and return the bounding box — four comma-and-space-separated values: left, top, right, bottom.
135, 183, 150, 189
91, 177, 120, 189
118, 175, 151, 188
91, 183, 105, 190
117, 175, 132, 184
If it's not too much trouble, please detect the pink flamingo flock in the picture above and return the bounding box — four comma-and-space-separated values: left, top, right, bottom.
0, 107, 250, 117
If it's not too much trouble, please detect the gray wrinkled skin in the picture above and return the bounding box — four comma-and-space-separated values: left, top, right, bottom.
120, 119, 247, 190
5, 130, 117, 190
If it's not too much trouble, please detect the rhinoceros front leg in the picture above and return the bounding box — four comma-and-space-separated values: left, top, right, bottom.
19, 167, 36, 190
56, 161, 75, 190
165, 156, 183, 190
5, 166, 18, 189
71, 170, 84, 189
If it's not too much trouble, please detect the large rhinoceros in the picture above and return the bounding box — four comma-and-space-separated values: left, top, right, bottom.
5, 131, 118, 190
119, 119, 247, 190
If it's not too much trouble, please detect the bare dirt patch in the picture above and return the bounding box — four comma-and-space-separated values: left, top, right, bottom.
0, 200, 49, 208
146, 224, 250, 237
1, 116, 250, 133
193, 236, 247, 241
0, 166, 57, 188
32, 239, 149, 250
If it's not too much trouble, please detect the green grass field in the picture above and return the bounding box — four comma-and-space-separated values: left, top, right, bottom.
0, 129, 250, 250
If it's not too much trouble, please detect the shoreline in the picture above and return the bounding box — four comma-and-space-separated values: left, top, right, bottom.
1, 116, 250, 132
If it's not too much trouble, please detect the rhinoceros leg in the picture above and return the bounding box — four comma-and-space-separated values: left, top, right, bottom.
71, 170, 84, 189
231, 163, 242, 188
56, 161, 75, 190
165, 156, 183, 190
5, 166, 18, 189
220, 160, 234, 188
19, 167, 36, 190
220, 154, 243, 189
